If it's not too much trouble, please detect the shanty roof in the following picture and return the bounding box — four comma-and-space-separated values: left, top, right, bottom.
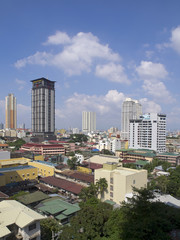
40, 176, 83, 195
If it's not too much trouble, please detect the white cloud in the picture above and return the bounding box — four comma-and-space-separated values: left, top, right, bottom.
136, 61, 174, 103
15, 31, 121, 77
145, 50, 154, 59
136, 61, 168, 80
95, 63, 130, 84
44, 31, 71, 45
139, 98, 161, 113
105, 90, 125, 103
55, 90, 126, 129
142, 80, 173, 102
15, 51, 53, 68
170, 26, 180, 54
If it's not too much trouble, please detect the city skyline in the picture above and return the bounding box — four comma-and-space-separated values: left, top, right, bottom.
1, 1, 180, 130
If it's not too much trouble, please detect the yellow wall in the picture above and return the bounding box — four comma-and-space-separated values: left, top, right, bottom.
0, 158, 30, 169
28, 161, 54, 177
0, 167, 38, 186
0, 174, 6, 186
77, 166, 92, 174
34, 155, 44, 161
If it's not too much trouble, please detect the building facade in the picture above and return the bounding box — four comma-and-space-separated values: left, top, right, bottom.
5, 93, 17, 129
129, 113, 166, 153
121, 98, 142, 140
82, 111, 96, 133
95, 162, 147, 204
31, 77, 55, 138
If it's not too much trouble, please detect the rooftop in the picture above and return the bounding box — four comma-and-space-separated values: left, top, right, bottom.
40, 176, 84, 195
59, 170, 94, 183
37, 198, 80, 220
0, 200, 45, 238
0, 165, 36, 173
17, 191, 50, 205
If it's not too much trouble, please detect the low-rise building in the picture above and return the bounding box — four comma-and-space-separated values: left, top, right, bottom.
0, 157, 30, 169
95, 162, 147, 204
156, 152, 180, 166
115, 149, 155, 162
37, 198, 80, 225
20, 143, 65, 155
0, 165, 38, 187
28, 160, 56, 177
0, 200, 45, 240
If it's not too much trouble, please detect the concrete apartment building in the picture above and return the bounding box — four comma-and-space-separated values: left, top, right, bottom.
95, 162, 147, 204
129, 113, 166, 153
0, 200, 45, 240
5, 93, 17, 129
82, 111, 96, 133
121, 98, 142, 140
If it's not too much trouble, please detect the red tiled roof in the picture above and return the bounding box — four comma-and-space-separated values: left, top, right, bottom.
39, 176, 84, 195
59, 170, 94, 183
22, 143, 64, 148
82, 161, 103, 170
122, 160, 136, 163
0, 191, 9, 199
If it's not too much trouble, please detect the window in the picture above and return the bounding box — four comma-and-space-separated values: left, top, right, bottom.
29, 223, 36, 231
110, 192, 113, 197
110, 177, 113, 184
133, 180, 136, 184
110, 185, 113, 191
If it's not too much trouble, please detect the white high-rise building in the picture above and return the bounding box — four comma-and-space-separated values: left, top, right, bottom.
129, 113, 166, 153
121, 98, 142, 140
31, 78, 55, 138
82, 111, 96, 133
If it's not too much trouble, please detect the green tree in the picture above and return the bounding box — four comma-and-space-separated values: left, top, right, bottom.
69, 134, 88, 143
79, 183, 98, 202
40, 218, 61, 240
67, 156, 79, 170
104, 188, 180, 240
96, 178, 108, 198
101, 149, 113, 155
59, 200, 113, 240
8, 138, 26, 150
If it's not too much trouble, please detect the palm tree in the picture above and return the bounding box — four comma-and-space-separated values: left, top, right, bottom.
96, 178, 108, 199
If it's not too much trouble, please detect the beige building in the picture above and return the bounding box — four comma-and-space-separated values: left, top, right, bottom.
95, 162, 147, 204
0, 200, 45, 240
85, 154, 122, 165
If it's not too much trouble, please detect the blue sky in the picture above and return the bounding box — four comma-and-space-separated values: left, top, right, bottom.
1, 0, 180, 130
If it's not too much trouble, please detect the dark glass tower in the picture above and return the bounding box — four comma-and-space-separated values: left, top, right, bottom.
31, 78, 55, 139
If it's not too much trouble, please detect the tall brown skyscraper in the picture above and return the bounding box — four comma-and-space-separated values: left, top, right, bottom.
5, 93, 17, 129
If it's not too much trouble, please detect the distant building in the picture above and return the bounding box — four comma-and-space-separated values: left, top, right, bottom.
121, 98, 142, 140
72, 128, 80, 134
95, 162, 147, 204
5, 93, 17, 129
129, 113, 166, 153
0, 200, 45, 240
82, 111, 96, 133
20, 143, 65, 156
0, 123, 4, 129
31, 77, 55, 140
